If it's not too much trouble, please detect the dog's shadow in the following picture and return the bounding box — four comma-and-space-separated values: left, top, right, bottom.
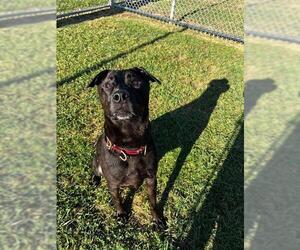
151, 78, 230, 211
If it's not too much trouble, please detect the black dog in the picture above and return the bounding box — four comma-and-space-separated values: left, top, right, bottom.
88, 67, 164, 226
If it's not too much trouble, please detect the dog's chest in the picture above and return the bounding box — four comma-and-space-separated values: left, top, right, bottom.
118, 158, 147, 188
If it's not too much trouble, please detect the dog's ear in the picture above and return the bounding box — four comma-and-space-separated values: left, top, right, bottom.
132, 67, 161, 84
87, 70, 110, 88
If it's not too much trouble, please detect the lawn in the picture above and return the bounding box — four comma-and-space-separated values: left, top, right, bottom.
57, 12, 243, 249
244, 37, 300, 249
0, 0, 54, 12
0, 21, 56, 248
244, 38, 300, 185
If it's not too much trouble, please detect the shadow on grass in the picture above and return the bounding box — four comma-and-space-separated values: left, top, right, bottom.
170, 79, 277, 248
174, 78, 278, 248
0, 68, 55, 89
0, 9, 55, 28
151, 78, 230, 212
57, 7, 124, 28
245, 116, 300, 249
245, 78, 276, 117
178, 120, 243, 249
244, 80, 299, 249
57, 28, 186, 87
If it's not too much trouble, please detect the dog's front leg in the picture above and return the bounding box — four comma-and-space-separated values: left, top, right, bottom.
108, 185, 126, 218
146, 177, 163, 226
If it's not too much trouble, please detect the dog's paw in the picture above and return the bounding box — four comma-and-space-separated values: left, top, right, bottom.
152, 217, 167, 231
91, 175, 101, 186
116, 211, 129, 223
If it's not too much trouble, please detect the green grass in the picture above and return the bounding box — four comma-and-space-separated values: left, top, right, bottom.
57, 0, 109, 12
0, 0, 54, 12
0, 21, 56, 248
244, 38, 300, 248
57, 13, 243, 249
244, 38, 300, 185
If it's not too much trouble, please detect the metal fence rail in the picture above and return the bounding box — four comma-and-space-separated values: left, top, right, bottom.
112, 0, 244, 42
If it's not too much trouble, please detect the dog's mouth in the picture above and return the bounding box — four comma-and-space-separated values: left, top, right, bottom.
112, 112, 136, 121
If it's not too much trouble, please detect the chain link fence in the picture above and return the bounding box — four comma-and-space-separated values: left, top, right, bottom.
245, 0, 300, 43
57, 0, 108, 12
112, 0, 244, 42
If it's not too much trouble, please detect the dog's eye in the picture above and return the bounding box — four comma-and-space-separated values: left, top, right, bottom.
104, 81, 112, 89
132, 81, 142, 89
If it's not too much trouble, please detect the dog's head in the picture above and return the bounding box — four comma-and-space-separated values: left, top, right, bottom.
88, 67, 160, 122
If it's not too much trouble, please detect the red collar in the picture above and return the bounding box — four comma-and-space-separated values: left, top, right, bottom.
105, 136, 147, 161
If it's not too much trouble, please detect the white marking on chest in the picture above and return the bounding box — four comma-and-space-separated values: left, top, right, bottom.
97, 163, 103, 175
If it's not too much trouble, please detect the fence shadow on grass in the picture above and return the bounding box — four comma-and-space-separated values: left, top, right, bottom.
0, 68, 55, 89
0, 9, 55, 28
151, 78, 230, 212
57, 28, 186, 87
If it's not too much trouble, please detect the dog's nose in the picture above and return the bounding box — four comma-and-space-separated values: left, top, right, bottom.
112, 90, 129, 103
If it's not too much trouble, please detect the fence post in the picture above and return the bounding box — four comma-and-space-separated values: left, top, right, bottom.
170, 0, 177, 21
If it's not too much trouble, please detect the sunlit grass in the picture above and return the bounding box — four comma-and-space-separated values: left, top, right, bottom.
57, 13, 243, 249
